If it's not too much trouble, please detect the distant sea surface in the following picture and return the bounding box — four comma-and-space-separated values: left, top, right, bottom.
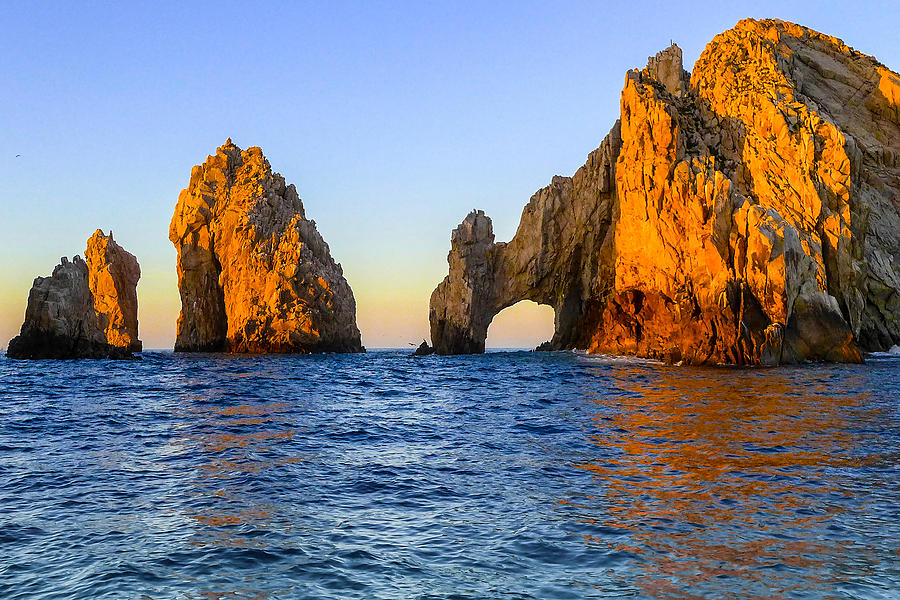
1, 349, 898, 599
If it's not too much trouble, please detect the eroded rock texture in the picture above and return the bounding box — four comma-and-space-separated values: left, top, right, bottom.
430, 119, 622, 354
7, 230, 142, 359
431, 19, 900, 364
169, 140, 363, 353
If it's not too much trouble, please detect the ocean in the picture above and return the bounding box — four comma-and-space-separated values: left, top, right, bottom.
1, 349, 897, 599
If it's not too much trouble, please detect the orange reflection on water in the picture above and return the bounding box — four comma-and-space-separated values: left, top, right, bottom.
572, 364, 873, 598
199, 429, 294, 456
168, 399, 301, 559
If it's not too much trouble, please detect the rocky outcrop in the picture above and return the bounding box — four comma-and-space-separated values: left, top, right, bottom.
430, 120, 621, 355
430, 19, 900, 364
412, 340, 434, 356
169, 140, 363, 353
7, 230, 142, 359
86, 230, 142, 353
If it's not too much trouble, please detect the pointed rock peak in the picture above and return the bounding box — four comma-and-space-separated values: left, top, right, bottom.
454, 210, 493, 245
648, 42, 682, 65
86, 230, 137, 270
467, 208, 488, 221
215, 138, 238, 158
210, 138, 247, 169
169, 143, 363, 354
645, 42, 687, 96
462, 209, 491, 230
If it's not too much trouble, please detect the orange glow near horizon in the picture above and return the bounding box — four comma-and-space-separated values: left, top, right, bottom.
487, 301, 555, 349
1, 270, 556, 351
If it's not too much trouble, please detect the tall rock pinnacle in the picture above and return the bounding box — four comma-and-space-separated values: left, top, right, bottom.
430, 18, 900, 364
169, 140, 363, 353
7, 230, 142, 359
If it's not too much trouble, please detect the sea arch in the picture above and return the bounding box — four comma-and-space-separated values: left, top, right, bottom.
486, 300, 556, 350
428, 122, 622, 356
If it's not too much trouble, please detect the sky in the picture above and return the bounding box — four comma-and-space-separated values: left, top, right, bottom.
1, 1, 898, 350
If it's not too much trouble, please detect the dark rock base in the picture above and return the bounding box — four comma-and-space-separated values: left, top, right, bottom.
7, 330, 136, 360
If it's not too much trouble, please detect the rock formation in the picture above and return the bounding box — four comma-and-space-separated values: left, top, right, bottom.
412, 340, 434, 356
169, 140, 363, 353
430, 19, 900, 364
7, 230, 142, 359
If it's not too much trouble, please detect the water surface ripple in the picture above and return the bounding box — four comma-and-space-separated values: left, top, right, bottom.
0, 350, 897, 599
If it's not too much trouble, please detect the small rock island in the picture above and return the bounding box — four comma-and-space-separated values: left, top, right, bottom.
8, 230, 142, 359
430, 19, 900, 364
169, 140, 364, 353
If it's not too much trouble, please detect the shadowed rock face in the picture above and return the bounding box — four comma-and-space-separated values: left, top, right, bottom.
430, 119, 621, 355
430, 19, 900, 364
169, 140, 363, 354
7, 230, 141, 359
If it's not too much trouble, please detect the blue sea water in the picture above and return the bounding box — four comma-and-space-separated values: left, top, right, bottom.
0, 349, 898, 600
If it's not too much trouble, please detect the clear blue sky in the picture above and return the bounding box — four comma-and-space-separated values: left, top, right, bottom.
1, 1, 898, 349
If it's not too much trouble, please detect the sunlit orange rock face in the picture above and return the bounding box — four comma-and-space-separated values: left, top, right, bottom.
169, 140, 363, 353
7, 230, 141, 359
431, 19, 900, 364
85, 229, 141, 353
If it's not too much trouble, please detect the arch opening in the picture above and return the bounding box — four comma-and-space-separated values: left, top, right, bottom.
486, 300, 555, 350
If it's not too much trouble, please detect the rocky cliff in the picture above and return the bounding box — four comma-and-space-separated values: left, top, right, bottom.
430, 19, 900, 364
7, 230, 142, 359
429, 121, 621, 354
169, 140, 363, 353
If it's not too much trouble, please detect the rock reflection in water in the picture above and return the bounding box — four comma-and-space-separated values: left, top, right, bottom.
573, 364, 888, 599
174, 398, 302, 593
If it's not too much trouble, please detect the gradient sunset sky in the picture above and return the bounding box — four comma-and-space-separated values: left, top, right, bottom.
2, 1, 898, 349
